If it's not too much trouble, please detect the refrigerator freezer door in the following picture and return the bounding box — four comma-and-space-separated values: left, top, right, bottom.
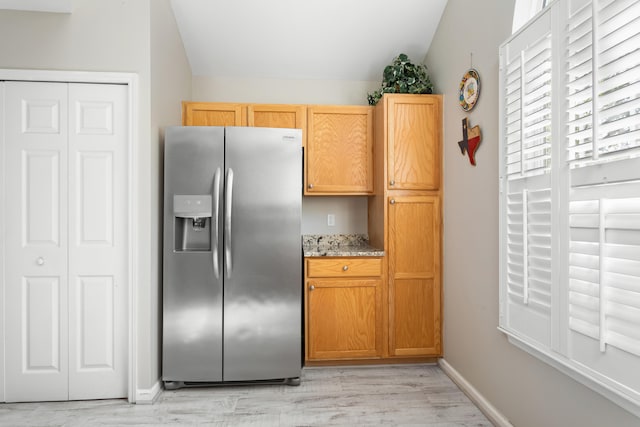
163, 126, 225, 382
223, 126, 302, 382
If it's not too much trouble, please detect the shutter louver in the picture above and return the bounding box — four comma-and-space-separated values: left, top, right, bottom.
501, 10, 553, 347
505, 56, 523, 177
522, 33, 553, 177
568, 197, 602, 340
506, 189, 553, 311
566, 2, 594, 164
525, 188, 552, 311
506, 189, 553, 310
506, 192, 526, 302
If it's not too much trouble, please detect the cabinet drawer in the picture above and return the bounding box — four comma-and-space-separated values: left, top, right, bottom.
307, 258, 382, 278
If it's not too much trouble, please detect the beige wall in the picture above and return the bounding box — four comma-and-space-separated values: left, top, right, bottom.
425, 1, 639, 426
192, 75, 379, 235
0, 0, 192, 393
192, 76, 378, 105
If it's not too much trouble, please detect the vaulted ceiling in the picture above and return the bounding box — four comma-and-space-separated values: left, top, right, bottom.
169, 0, 448, 81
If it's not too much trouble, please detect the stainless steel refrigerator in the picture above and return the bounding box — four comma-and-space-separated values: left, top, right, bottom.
162, 126, 302, 388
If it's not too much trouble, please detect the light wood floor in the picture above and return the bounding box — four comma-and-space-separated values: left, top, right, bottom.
0, 365, 492, 426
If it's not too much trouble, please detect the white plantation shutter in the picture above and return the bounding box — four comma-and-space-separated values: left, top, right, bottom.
567, 180, 640, 402
594, 0, 640, 160
569, 186, 640, 357
567, 0, 640, 166
505, 27, 553, 177
500, 8, 553, 347
500, 0, 640, 415
567, 0, 640, 355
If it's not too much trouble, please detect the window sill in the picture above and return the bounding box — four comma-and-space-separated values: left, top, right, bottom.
498, 326, 640, 418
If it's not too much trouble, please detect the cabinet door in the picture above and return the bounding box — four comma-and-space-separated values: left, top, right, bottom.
182, 102, 246, 126
307, 279, 382, 360
388, 195, 441, 356
306, 106, 373, 195
247, 104, 306, 146
387, 95, 441, 191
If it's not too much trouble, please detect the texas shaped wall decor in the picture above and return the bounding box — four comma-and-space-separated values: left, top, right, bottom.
457, 117, 482, 166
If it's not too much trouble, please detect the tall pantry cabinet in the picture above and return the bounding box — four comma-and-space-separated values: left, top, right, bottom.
369, 94, 443, 358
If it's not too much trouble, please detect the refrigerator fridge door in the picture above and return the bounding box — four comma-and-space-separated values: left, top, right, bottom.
223, 126, 302, 382
163, 126, 225, 383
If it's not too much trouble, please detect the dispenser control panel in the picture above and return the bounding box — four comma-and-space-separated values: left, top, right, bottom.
173, 195, 212, 218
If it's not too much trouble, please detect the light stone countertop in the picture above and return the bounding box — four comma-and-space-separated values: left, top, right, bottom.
302, 234, 384, 257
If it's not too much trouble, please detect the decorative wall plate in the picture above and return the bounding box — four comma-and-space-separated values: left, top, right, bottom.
459, 69, 480, 111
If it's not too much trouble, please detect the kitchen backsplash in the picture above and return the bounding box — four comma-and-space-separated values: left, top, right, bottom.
301, 196, 368, 235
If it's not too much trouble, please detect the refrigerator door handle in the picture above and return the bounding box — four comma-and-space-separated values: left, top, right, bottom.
212, 167, 221, 279
225, 168, 234, 278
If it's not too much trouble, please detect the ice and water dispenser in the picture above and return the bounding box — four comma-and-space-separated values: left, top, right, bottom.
173, 195, 212, 252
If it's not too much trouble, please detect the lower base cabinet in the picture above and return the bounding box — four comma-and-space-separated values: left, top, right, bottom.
305, 258, 383, 362
304, 230, 441, 364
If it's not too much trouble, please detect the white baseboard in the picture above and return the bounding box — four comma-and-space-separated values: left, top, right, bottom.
439, 359, 513, 427
135, 379, 162, 404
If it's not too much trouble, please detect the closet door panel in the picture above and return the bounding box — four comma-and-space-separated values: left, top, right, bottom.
67, 83, 128, 400
4, 82, 70, 402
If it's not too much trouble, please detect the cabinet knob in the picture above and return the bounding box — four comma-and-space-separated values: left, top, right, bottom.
308, 183, 314, 189
36, 257, 45, 266
390, 199, 395, 205
342, 265, 349, 271
309, 284, 315, 291
390, 180, 395, 186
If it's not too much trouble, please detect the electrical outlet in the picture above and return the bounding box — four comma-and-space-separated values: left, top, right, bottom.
327, 214, 335, 226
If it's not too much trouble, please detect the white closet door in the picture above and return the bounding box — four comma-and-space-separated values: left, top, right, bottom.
67, 83, 128, 400
4, 82, 70, 401
3, 81, 128, 402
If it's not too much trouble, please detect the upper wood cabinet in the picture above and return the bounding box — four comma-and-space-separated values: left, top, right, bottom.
305, 105, 374, 195
247, 104, 307, 148
183, 102, 246, 126
247, 104, 306, 129
379, 94, 442, 191
182, 102, 306, 146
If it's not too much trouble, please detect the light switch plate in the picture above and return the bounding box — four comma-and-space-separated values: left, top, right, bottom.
327, 214, 335, 226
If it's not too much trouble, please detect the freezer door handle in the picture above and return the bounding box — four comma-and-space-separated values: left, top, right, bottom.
212, 167, 221, 279
225, 168, 234, 278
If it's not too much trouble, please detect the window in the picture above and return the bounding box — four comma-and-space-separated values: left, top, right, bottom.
512, 0, 550, 33
499, 0, 640, 416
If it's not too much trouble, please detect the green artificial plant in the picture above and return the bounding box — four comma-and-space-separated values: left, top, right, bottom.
367, 53, 434, 106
